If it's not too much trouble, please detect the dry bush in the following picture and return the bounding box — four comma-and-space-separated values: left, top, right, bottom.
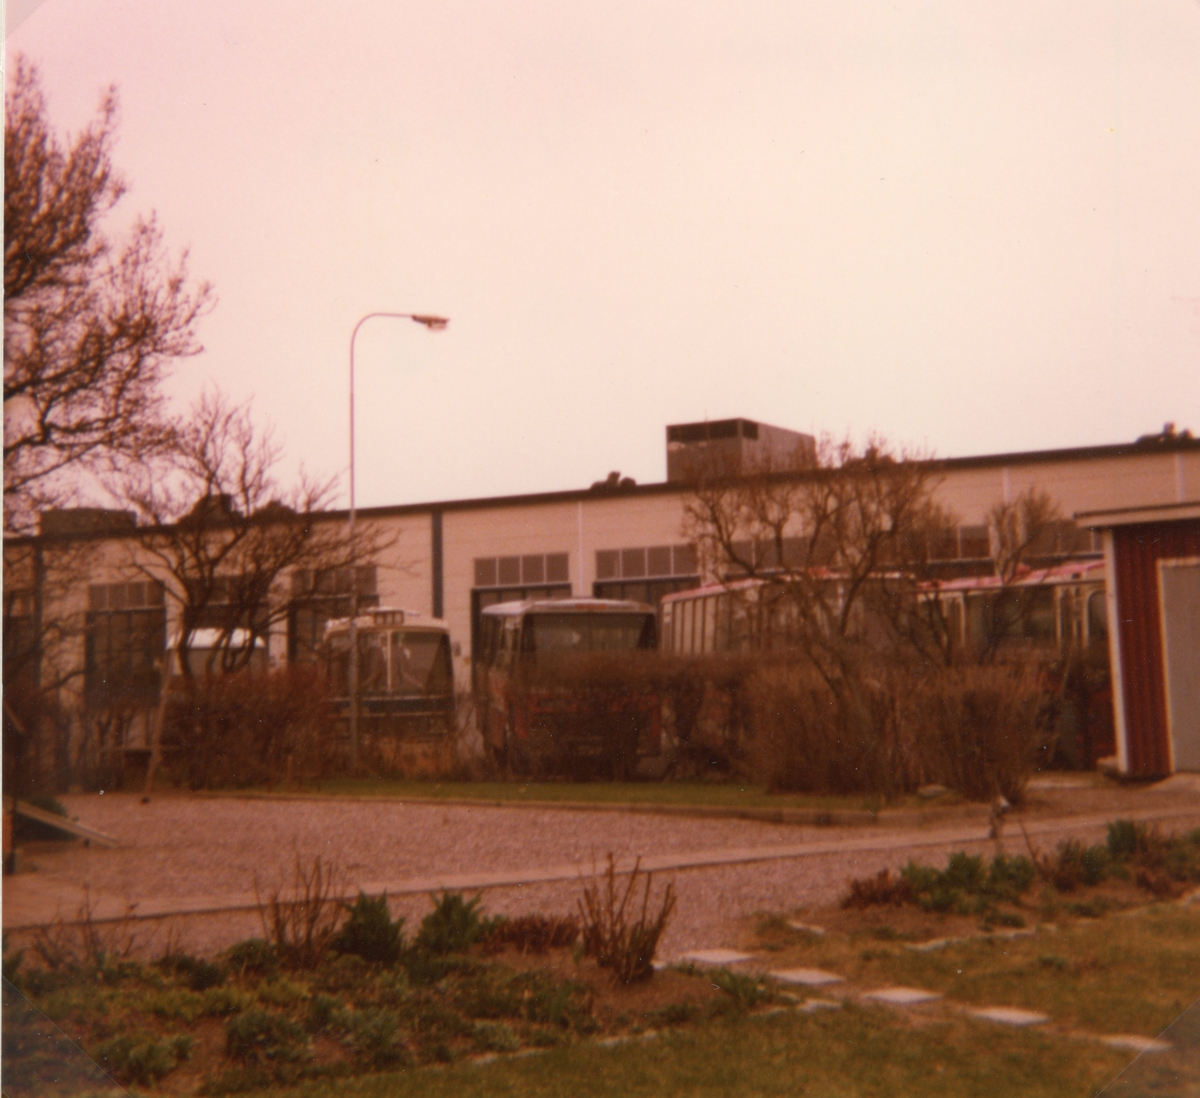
255, 855, 346, 969
578, 855, 675, 984
482, 914, 580, 955
841, 869, 913, 909
164, 666, 336, 789
746, 658, 920, 799
902, 662, 1051, 804
29, 887, 140, 969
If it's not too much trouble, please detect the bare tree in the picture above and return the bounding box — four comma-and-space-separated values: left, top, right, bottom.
4, 57, 213, 534
975, 487, 1065, 662
112, 388, 384, 682
683, 434, 958, 677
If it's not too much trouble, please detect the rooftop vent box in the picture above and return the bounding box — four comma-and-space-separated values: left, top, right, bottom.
665, 419, 815, 482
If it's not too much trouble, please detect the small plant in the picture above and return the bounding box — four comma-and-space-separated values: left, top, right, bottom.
578, 854, 676, 984
333, 892, 405, 966
225, 1008, 310, 1064
304, 993, 347, 1034
1107, 819, 1150, 860
984, 854, 1037, 902
708, 968, 771, 1009
414, 892, 494, 957
346, 1007, 408, 1068
255, 855, 346, 969
202, 985, 257, 1017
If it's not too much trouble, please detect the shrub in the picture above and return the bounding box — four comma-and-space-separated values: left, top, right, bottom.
255, 855, 346, 969
984, 854, 1037, 902
481, 913, 580, 955
305, 993, 346, 1034
472, 1020, 520, 1053
903, 662, 1052, 804
345, 1008, 408, 1068
225, 1008, 309, 1064
333, 892, 405, 966
747, 659, 919, 799
1107, 819, 1150, 860
159, 952, 226, 990
578, 855, 675, 984
224, 939, 279, 979
414, 893, 493, 957
846, 852, 1038, 913
841, 869, 912, 909
162, 666, 336, 789
93, 1033, 194, 1085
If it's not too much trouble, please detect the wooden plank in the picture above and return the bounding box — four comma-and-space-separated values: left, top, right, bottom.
11, 801, 119, 848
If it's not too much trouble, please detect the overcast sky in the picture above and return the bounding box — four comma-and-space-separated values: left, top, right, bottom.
8, 1, 1200, 509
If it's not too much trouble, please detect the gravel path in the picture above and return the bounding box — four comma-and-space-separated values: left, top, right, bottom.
8, 789, 1200, 960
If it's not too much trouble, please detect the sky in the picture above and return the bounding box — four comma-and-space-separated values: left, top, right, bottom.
7, 1, 1200, 511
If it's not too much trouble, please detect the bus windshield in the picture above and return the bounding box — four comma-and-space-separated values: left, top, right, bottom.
526, 613, 656, 655
328, 630, 452, 696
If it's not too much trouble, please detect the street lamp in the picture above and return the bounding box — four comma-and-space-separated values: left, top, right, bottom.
347, 311, 448, 771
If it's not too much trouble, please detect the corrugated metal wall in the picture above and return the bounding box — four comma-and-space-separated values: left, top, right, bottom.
1113, 519, 1200, 776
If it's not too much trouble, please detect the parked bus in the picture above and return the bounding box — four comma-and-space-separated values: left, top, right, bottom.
660, 559, 1108, 657
475, 598, 665, 778
324, 607, 455, 745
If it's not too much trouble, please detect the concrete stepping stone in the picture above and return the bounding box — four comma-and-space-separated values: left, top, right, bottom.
677, 948, 757, 967
769, 968, 845, 988
972, 1007, 1049, 1027
786, 921, 826, 936
863, 987, 942, 1006
907, 937, 961, 953
800, 999, 842, 1013
1101, 1034, 1173, 1053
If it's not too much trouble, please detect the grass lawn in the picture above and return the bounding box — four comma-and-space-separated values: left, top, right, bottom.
752, 904, 1200, 1038
249, 778, 892, 814
256, 1005, 1131, 1098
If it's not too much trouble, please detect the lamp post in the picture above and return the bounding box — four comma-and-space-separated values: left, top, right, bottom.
348, 312, 448, 771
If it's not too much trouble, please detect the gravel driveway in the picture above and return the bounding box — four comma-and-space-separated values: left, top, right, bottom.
7, 787, 1200, 959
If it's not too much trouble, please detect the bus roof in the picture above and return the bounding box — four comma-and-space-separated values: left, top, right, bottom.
480, 597, 654, 618
324, 606, 449, 637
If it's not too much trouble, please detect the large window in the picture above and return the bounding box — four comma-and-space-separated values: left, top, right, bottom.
593, 543, 699, 607
85, 581, 166, 707
288, 566, 379, 664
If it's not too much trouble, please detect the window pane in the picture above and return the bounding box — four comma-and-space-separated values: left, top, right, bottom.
475, 558, 497, 587
621, 548, 646, 578
546, 553, 569, 583
522, 555, 545, 583
647, 547, 672, 576
673, 544, 698, 575
595, 550, 619, 580
498, 557, 521, 585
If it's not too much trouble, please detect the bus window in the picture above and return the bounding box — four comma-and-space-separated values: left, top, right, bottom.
1087, 590, 1108, 646
525, 612, 655, 657
360, 634, 388, 694
391, 631, 452, 695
